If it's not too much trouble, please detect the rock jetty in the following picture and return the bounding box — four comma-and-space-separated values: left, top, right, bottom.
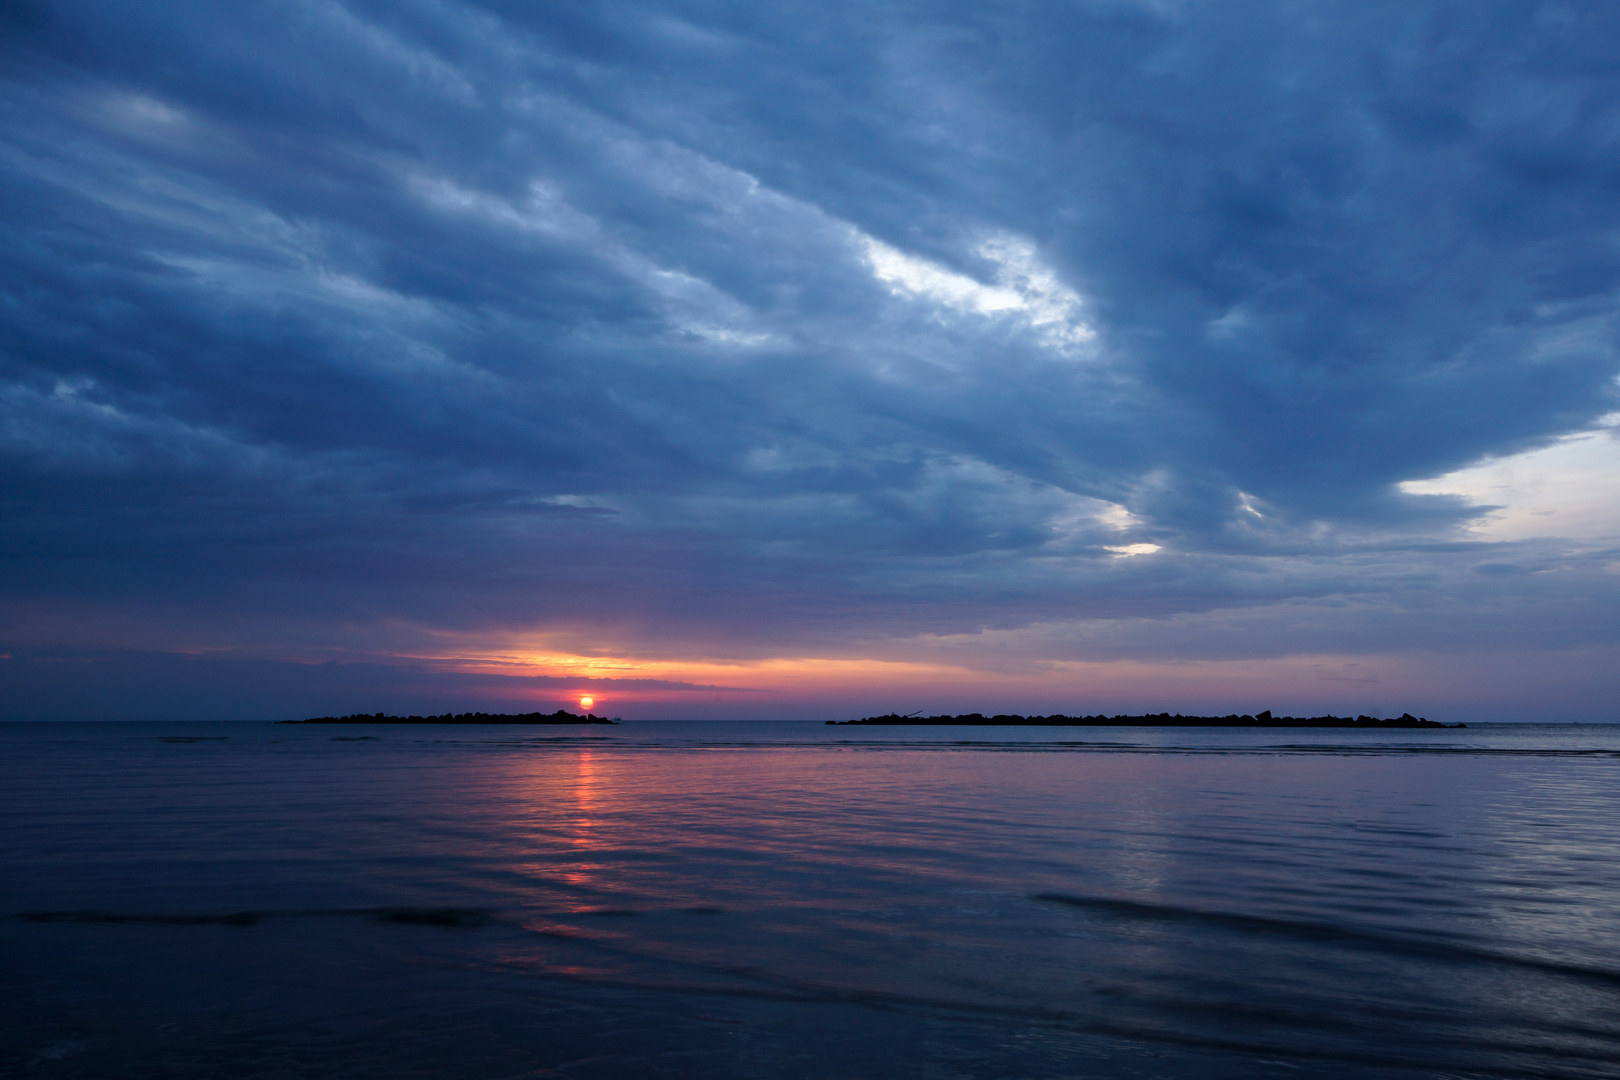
284, 710, 617, 725
828, 710, 1462, 728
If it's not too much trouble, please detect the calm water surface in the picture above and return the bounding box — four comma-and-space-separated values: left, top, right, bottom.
3, 721, 1618, 1079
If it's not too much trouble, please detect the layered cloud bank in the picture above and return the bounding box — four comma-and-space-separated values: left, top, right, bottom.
3, 1, 1619, 719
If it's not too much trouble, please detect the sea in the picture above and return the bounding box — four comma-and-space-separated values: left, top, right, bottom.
3, 720, 1618, 1079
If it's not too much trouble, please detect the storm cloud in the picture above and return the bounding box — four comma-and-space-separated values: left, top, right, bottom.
3, 1, 1619, 718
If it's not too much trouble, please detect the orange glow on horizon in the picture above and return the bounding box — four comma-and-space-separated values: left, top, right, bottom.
372, 634, 1462, 715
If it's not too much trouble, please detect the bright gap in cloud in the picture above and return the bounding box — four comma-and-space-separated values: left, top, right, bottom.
1104, 543, 1162, 557
1400, 416, 1620, 542
857, 232, 1095, 351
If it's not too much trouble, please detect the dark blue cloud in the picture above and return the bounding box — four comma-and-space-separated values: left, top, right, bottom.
3, 0, 1620, 693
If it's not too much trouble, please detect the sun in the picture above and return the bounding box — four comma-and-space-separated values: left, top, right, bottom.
578, 696, 595, 710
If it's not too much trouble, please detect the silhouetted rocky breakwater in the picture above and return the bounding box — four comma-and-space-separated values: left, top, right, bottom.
285, 710, 617, 725
829, 710, 1463, 728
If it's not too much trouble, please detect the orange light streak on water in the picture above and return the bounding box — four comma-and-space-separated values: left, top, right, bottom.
560, 749, 604, 900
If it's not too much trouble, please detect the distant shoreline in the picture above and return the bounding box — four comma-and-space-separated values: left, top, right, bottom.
830, 711, 1464, 728
283, 711, 617, 725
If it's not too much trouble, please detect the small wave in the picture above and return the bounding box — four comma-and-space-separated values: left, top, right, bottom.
17, 909, 264, 926
1033, 893, 1620, 986
477, 938, 1611, 1076
11, 906, 495, 930
1267, 745, 1620, 758
427, 738, 1620, 758
354, 906, 494, 927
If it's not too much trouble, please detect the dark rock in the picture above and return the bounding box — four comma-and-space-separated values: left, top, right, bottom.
829, 711, 1465, 728
283, 710, 616, 725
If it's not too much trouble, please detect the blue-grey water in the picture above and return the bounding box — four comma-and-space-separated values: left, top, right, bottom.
3, 721, 1619, 1079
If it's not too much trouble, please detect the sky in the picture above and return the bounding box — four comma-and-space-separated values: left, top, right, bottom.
4, 0, 1620, 722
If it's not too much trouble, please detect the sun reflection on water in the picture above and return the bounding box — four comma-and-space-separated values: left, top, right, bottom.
563, 748, 601, 896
